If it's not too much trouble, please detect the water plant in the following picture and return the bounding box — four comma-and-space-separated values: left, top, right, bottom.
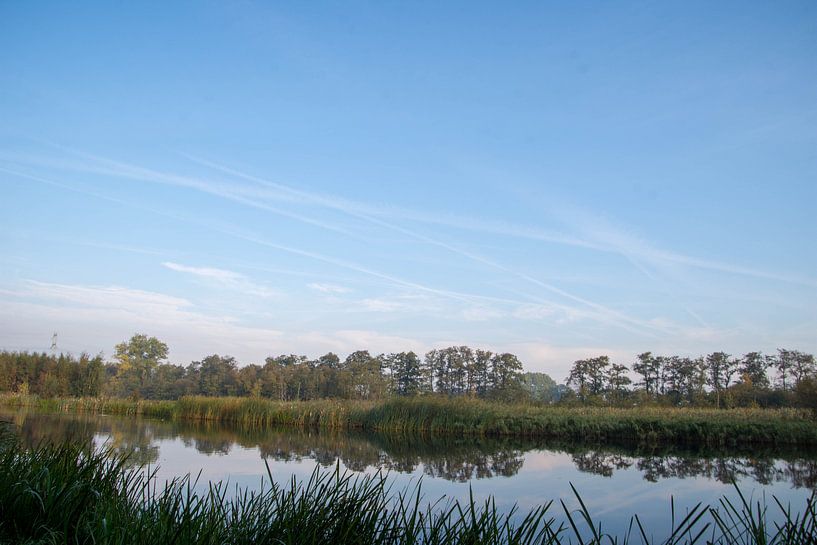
2, 394, 815, 447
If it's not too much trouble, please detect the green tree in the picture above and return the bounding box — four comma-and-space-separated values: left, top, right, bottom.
771, 349, 798, 391
77, 353, 105, 397
111, 334, 169, 397
739, 352, 770, 389
473, 349, 494, 396
390, 351, 423, 396
567, 356, 610, 400
344, 351, 385, 399
489, 353, 524, 401
706, 352, 737, 408
790, 351, 816, 387
523, 372, 558, 403
606, 363, 631, 401
196, 354, 238, 397
632, 352, 661, 396
794, 376, 817, 413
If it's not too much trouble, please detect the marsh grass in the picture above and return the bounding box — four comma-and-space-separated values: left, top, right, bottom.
2, 394, 815, 446
0, 428, 814, 545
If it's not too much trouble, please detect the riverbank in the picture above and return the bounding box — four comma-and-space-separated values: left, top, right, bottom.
0, 431, 814, 545
1, 394, 815, 446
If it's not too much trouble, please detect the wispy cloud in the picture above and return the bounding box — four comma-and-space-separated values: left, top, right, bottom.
163, 262, 277, 298
461, 306, 507, 322
307, 282, 351, 294
177, 154, 664, 336
357, 294, 437, 314
1, 153, 683, 337
6, 147, 814, 293
558, 206, 817, 289
0, 280, 285, 360
182, 153, 816, 289
6, 145, 813, 348
0, 280, 426, 362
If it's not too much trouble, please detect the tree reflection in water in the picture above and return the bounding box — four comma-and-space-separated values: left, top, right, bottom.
3, 409, 160, 466
2, 409, 815, 489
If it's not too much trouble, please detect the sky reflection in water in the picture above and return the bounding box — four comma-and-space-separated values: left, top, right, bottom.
3, 409, 815, 537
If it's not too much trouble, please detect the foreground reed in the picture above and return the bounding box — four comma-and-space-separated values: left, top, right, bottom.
0, 431, 814, 545
2, 394, 816, 446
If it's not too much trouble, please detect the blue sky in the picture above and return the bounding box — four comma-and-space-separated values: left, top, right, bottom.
1, 1, 815, 378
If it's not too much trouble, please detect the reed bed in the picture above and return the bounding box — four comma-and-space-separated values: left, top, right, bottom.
0, 431, 815, 545
361, 397, 817, 446
2, 394, 815, 446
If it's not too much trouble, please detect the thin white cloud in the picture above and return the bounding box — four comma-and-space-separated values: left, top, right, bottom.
163, 261, 277, 298
0, 281, 429, 363
182, 153, 816, 288
307, 282, 351, 294
163, 262, 243, 282
7, 146, 814, 349
175, 154, 664, 336
7, 148, 814, 290
360, 298, 403, 312
512, 304, 557, 321
3, 152, 676, 335
559, 206, 817, 289
356, 295, 437, 313
23, 280, 192, 314
0, 280, 285, 362
461, 307, 506, 322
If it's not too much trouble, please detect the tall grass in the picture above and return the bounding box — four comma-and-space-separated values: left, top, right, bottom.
2, 393, 816, 446
0, 429, 814, 545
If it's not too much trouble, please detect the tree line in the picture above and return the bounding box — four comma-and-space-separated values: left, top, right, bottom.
564, 349, 817, 409
1, 334, 814, 409
0, 334, 530, 402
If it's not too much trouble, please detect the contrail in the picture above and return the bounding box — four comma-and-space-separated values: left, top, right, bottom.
183, 154, 665, 335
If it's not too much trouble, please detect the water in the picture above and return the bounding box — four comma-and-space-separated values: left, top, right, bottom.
2, 408, 815, 538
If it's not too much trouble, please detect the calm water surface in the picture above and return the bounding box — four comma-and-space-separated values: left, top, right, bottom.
3, 408, 815, 537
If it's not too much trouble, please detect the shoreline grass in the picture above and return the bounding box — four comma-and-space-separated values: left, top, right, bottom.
1, 393, 816, 447
0, 431, 815, 545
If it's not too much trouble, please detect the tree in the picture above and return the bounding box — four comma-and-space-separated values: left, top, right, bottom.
606, 363, 631, 401
566, 359, 590, 399
473, 349, 494, 396
567, 356, 610, 400
790, 351, 816, 387
111, 334, 169, 397
523, 372, 558, 403
196, 354, 238, 397
664, 356, 705, 405
771, 349, 799, 391
77, 353, 105, 397
739, 352, 770, 389
344, 351, 385, 399
794, 376, 817, 413
706, 352, 737, 408
425, 349, 450, 394
237, 364, 262, 398
633, 352, 661, 396
390, 352, 424, 396
489, 353, 524, 401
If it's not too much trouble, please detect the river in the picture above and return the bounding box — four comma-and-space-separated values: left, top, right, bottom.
2, 408, 815, 538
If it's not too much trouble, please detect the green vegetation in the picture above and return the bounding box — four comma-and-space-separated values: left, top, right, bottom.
3, 394, 816, 446
0, 429, 815, 545
2, 334, 816, 411
565, 350, 817, 409
0, 339, 528, 402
